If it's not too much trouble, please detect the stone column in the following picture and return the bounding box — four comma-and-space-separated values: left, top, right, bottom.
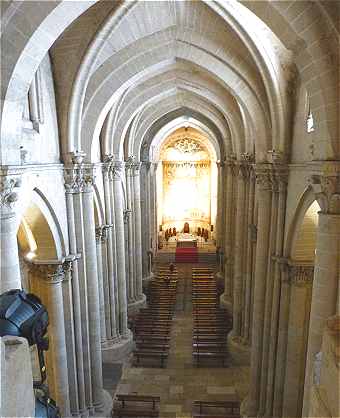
216, 160, 225, 248
112, 161, 128, 338
302, 169, 340, 416
95, 226, 107, 343
100, 225, 113, 341
27, 261, 71, 417
273, 258, 292, 417
102, 157, 118, 341
259, 171, 279, 414
0, 172, 22, 292
60, 255, 82, 417
220, 159, 234, 310
64, 161, 90, 414
247, 164, 272, 417
125, 163, 136, 304
265, 169, 288, 417
243, 167, 256, 344
123, 210, 131, 301
231, 162, 247, 337
81, 166, 104, 411
132, 161, 143, 300
283, 264, 314, 418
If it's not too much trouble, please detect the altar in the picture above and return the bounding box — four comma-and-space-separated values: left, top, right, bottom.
176, 233, 198, 248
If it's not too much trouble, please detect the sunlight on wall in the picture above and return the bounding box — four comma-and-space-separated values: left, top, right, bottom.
291, 200, 320, 261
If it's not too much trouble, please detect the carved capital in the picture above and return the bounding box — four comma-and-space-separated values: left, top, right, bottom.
309, 173, 340, 214
0, 175, 22, 212
64, 163, 95, 194
111, 161, 124, 180
28, 262, 65, 284
240, 153, 255, 164
255, 164, 272, 191
289, 264, 314, 287
267, 150, 286, 165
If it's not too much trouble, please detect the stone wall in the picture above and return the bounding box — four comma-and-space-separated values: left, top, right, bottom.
0, 336, 35, 418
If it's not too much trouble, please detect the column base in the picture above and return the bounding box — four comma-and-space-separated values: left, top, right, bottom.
93, 389, 113, 417
142, 273, 154, 287
101, 330, 134, 363
127, 293, 147, 315
220, 292, 233, 316
227, 334, 251, 366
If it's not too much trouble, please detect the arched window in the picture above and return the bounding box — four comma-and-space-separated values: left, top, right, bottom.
306, 101, 315, 133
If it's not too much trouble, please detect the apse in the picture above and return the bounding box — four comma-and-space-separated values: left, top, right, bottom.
157, 127, 217, 235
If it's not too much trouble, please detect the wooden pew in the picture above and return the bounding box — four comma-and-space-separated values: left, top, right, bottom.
113, 394, 160, 417
193, 400, 240, 416
133, 349, 168, 368
192, 350, 228, 367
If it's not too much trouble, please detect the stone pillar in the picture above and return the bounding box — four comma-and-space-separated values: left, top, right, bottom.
273, 258, 291, 417
125, 163, 136, 304
247, 164, 272, 417
259, 171, 279, 414
64, 162, 90, 415
243, 167, 256, 344
102, 158, 118, 341
60, 255, 82, 417
265, 169, 288, 417
0, 173, 22, 292
95, 226, 107, 343
132, 161, 143, 300
27, 261, 71, 417
81, 167, 104, 412
216, 160, 225, 248
302, 168, 340, 416
220, 159, 235, 310
112, 161, 128, 338
231, 162, 247, 337
64, 154, 104, 413
283, 264, 314, 418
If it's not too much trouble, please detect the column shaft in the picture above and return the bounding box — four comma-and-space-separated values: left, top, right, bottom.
302, 213, 340, 415
232, 166, 246, 336
133, 166, 143, 300
243, 171, 255, 343
247, 166, 272, 416
82, 188, 104, 410
265, 174, 287, 416
112, 163, 128, 337
65, 192, 86, 414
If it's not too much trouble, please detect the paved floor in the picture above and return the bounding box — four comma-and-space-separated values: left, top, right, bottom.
113, 263, 250, 418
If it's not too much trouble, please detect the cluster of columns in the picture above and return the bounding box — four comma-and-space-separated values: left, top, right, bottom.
221, 153, 258, 347
219, 156, 340, 418
140, 160, 158, 281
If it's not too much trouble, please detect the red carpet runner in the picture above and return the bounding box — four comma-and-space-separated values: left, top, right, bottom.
175, 247, 198, 263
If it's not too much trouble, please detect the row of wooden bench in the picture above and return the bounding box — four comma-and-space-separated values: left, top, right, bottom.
132, 267, 178, 368
192, 268, 232, 367
112, 393, 241, 417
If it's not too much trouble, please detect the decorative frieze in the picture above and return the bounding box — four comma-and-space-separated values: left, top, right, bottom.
111, 161, 124, 180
